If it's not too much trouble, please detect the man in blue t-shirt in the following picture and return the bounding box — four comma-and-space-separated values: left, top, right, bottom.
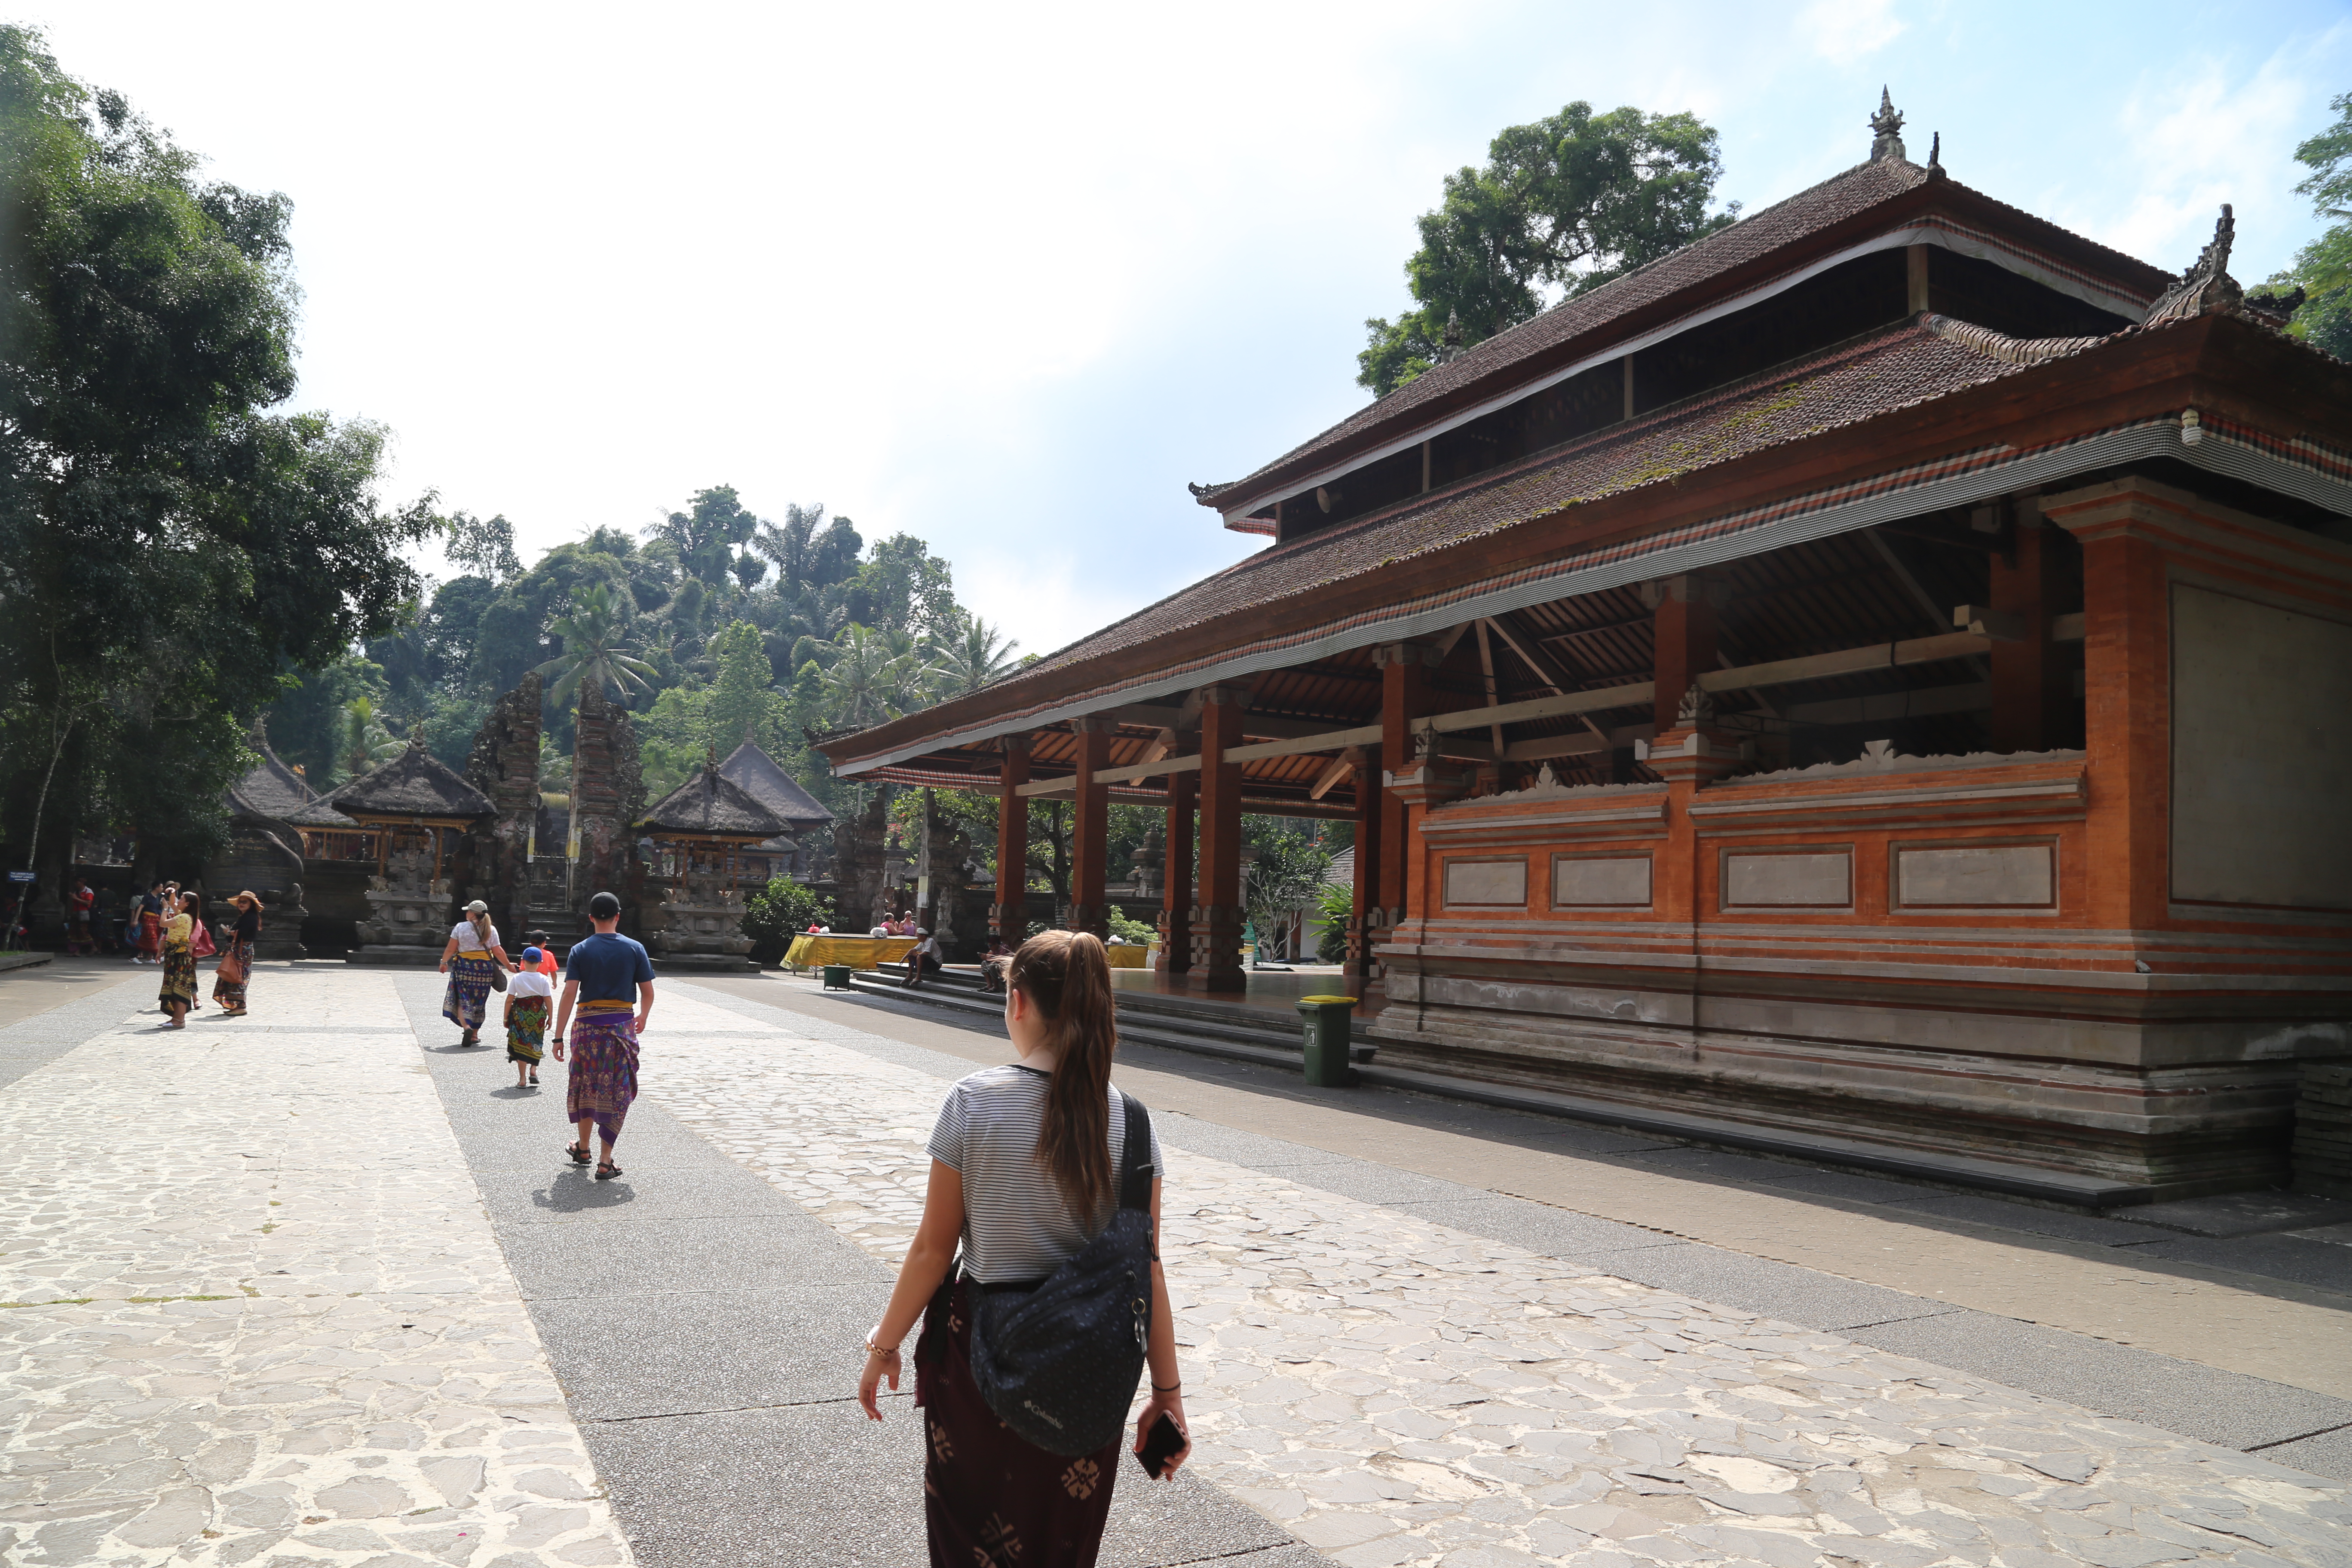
550, 891, 655, 1180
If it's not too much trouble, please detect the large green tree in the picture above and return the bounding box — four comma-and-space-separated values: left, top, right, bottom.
1358, 102, 1740, 396
2275, 90, 2352, 361
0, 29, 431, 879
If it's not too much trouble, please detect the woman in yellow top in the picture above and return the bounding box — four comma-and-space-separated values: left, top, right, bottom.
158, 892, 199, 1028
438, 900, 511, 1047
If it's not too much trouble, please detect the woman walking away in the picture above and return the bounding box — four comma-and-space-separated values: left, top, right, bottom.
158, 893, 199, 1028
857, 930, 1189, 1567
504, 946, 554, 1088
551, 891, 655, 1180
438, 900, 510, 1046
212, 891, 262, 1017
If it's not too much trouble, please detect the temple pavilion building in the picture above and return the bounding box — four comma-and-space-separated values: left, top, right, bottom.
816, 100, 2352, 1205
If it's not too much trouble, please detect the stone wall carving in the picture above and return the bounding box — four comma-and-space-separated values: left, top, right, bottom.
463, 674, 543, 939
570, 683, 645, 912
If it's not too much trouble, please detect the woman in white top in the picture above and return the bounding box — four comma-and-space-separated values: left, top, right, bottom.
502, 945, 556, 1088
436, 900, 510, 1047
858, 930, 1189, 1566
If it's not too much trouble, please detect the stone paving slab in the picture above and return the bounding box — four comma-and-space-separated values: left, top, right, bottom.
0, 970, 634, 1568
389, 971, 1322, 1567
654, 980, 2352, 1568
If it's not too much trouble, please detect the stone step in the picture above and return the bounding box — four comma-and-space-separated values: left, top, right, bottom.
842, 970, 1372, 1072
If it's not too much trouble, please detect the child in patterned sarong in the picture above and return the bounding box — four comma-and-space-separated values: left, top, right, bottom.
505, 948, 554, 1088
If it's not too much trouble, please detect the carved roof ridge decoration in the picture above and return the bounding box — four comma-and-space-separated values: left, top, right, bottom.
1713, 743, 2088, 787
1427, 772, 1670, 813
315, 737, 497, 822
718, 736, 836, 826
2142, 205, 2243, 328
1868, 86, 1907, 163
1918, 312, 2108, 366
638, 762, 790, 839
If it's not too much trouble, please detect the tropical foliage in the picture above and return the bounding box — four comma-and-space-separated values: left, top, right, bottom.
741, 876, 836, 963
0, 29, 432, 878
1359, 102, 1740, 396
2270, 90, 2352, 361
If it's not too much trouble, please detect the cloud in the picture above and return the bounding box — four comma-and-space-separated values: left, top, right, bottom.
1799, 0, 1905, 64
2077, 28, 2348, 279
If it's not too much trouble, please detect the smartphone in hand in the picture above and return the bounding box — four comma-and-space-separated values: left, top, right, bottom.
1135, 1413, 1186, 1479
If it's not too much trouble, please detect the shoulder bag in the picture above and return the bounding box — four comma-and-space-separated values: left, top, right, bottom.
965, 1092, 1157, 1455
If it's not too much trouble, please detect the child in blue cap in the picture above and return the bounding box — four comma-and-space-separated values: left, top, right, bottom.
504, 947, 556, 1088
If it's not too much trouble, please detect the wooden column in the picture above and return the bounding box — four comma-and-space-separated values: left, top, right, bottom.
1372, 641, 1437, 920
1644, 574, 1726, 732
1067, 719, 1113, 937
1345, 758, 1381, 984
1186, 689, 1247, 993
1989, 503, 2059, 753
1157, 764, 1195, 977
992, 736, 1029, 943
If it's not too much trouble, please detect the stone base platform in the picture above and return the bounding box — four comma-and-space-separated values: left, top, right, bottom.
647, 952, 760, 973
344, 947, 445, 968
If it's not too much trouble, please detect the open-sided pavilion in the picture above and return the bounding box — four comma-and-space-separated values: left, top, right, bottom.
818, 100, 2352, 1203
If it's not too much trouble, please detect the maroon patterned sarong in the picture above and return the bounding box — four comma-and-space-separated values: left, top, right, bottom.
565, 1010, 639, 1142
914, 1280, 1120, 1568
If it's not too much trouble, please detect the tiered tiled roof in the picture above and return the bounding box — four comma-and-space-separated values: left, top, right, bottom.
1028, 314, 2107, 680
1199, 156, 2168, 514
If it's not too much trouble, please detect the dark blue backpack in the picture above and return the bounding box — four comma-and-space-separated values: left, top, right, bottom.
966, 1093, 1156, 1455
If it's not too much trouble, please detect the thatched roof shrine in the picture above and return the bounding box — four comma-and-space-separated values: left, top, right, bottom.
639, 763, 790, 840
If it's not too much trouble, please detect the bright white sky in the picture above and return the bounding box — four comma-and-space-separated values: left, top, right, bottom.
33, 1, 2352, 661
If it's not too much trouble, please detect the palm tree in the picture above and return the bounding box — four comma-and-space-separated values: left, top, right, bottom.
927, 617, 1021, 699
340, 696, 404, 781
534, 583, 658, 706
816, 625, 905, 730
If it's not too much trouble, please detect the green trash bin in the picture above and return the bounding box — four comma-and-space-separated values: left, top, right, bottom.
1296, 995, 1359, 1087
821, 964, 853, 991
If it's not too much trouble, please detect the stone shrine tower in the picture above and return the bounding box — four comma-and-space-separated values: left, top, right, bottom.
462, 674, 543, 944
569, 683, 645, 917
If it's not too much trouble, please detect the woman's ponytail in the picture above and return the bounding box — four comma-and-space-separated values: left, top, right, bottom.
1010, 929, 1121, 1219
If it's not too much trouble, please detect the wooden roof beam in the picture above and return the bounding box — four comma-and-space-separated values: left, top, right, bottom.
1015, 626, 1994, 796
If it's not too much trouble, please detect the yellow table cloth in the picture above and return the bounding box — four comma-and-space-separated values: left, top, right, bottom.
784, 935, 919, 972
1104, 944, 1151, 969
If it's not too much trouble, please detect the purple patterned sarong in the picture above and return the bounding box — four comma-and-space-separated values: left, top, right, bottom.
566, 1010, 640, 1142
443, 954, 497, 1033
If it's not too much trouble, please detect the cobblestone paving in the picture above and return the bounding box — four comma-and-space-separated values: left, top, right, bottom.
0, 969, 634, 1568
649, 986, 2352, 1568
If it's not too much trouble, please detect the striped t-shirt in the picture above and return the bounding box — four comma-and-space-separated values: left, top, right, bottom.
926, 1063, 1163, 1284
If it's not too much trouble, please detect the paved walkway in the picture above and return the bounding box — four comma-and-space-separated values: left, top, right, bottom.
644, 981, 2352, 1568
0, 966, 631, 1567
3, 961, 2349, 1568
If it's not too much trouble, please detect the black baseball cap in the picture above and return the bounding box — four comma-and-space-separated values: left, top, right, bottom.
588, 891, 622, 919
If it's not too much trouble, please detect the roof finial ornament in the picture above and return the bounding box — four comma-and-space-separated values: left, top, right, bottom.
1927, 131, 1941, 172
2142, 204, 2244, 326
1868, 87, 1907, 162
